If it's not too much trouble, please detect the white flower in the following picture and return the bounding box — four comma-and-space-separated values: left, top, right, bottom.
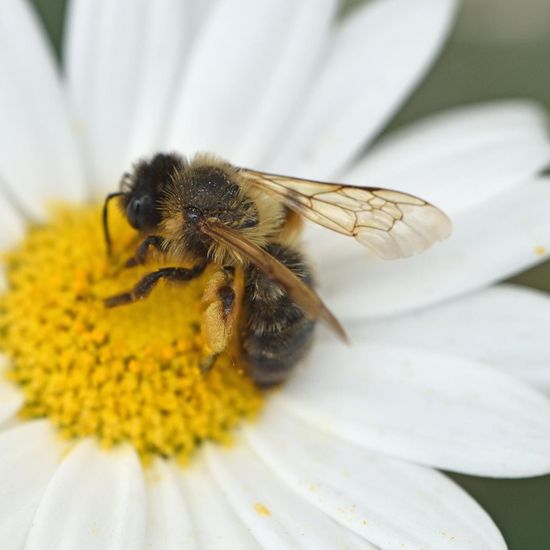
0, 0, 549, 549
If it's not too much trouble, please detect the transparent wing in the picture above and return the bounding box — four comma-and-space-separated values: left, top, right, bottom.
240, 169, 452, 260
198, 219, 347, 342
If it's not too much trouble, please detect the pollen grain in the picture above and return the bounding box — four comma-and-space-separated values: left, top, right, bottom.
0, 204, 262, 464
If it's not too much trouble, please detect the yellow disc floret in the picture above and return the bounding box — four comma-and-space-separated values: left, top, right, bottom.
0, 204, 262, 464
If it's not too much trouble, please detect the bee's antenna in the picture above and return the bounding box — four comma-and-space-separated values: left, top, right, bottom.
102, 192, 124, 257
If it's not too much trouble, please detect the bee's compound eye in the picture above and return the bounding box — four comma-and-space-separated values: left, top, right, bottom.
184, 206, 202, 225
127, 196, 153, 230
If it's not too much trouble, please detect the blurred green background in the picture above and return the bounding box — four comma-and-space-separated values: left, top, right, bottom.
31, 0, 550, 548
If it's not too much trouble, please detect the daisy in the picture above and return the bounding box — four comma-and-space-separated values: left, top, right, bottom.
0, 0, 549, 549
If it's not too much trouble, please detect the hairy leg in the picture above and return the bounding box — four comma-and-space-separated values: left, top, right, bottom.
104, 263, 207, 308
124, 235, 164, 268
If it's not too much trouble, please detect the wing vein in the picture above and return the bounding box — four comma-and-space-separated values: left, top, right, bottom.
240, 168, 452, 259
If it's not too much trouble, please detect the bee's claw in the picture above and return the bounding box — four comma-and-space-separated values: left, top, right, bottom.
104, 293, 134, 308
124, 257, 140, 268
200, 353, 219, 374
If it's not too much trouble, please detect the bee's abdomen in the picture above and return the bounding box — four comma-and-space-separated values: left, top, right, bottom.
243, 244, 315, 387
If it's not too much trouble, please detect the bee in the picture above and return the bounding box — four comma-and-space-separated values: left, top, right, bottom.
102, 153, 451, 387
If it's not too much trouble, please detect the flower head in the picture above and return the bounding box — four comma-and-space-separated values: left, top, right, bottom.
0, 0, 549, 548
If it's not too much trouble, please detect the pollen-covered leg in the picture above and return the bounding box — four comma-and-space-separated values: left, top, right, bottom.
201, 267, 242, 368
124, 235, 164, 267
104, 263, 206, 307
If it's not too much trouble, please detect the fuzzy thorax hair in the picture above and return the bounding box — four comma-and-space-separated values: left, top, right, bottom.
159, 154, 287, 266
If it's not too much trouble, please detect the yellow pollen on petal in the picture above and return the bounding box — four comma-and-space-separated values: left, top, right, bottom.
254, 502, 271, 517
0, 203, 262, 464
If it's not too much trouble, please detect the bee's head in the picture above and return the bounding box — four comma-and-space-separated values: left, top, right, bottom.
122, 153, 185, 231
103, 153, 184, 255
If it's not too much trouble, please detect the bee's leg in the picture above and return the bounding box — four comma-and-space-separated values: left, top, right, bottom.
104, 263, 206, 307
199, 352, 220, 373
200, 266, 240, 371
124, 235, 164, 267
244, 244, 316, 388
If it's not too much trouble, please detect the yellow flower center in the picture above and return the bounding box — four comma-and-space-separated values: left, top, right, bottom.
0, 203, 262, 464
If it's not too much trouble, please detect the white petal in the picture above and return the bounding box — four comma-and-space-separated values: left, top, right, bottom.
278, 341, 550, 477
26, 440, 146, 550
165, 0, 337, 167
0, 421, 62, 549
315, 180, 550, 320
0, 196, 25, 249
246, 410, 506, 550
269, 0, 457, 178
230, 0, 338, 166
0, 0, 86, 218
144, 459, 198, 549
346, 101, 550, 216
64, 0, 191, 191
0, 198, 26, 293
0, 377, 22, 426
185, 0, 217, 30
205, 443, 372, 549
120, 3, 196, 169
351, 284, 550, 395
177, 457, 261, 549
